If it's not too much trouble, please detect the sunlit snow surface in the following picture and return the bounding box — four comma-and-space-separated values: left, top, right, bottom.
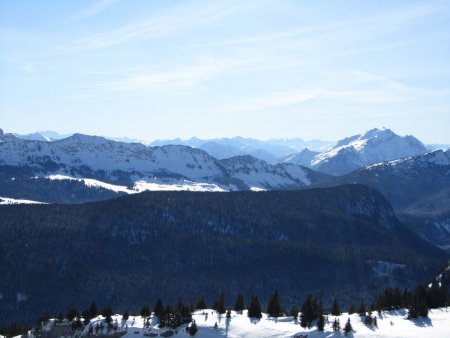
13, 308, 450, 338
0, 197, 46, 205
46, 174, 226, 193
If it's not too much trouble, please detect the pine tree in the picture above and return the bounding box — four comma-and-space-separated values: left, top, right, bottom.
428, 280, 446, 308
332, 318, 340, 332
344, 318, 352, 336
122, 310, 129, 321
81, 309, 91, 325
234, 294, 245, 312
188, 320, 197, 336
214, 293, 226, 314
267, 291, 283, 317
348, 304, 356, 315
67, 308, 79, 322
408, 285, 429, 319
89, 303, 98, 318
331, 298, 341, 316
140, 304, 151, 318
290, 306, 298, 321
195, 297, 207, 310
247, 295, 262, 319
102, 306, 113, 323
357, 300, 366, 315
300, 294, 321, 329
57, 313, 64, 323
317, 314, 325, 332
154, 299, 164, 320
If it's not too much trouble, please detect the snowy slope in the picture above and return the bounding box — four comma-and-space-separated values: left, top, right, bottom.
0, 133, 227, 180
366, 149, 450, 170
18, 308, 450, 338
220, 155, 315, 190
0, 196, 46, 205
281, 148, 320, 167
311, 128, 427, 175
0, 131, 322, 194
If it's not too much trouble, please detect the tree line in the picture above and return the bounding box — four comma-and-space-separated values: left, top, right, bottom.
0, 281, 447, 338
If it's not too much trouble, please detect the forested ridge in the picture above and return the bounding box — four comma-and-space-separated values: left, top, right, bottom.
0, 185, 447, 325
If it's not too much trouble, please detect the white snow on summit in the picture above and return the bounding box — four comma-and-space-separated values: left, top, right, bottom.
310, 128, 427, 175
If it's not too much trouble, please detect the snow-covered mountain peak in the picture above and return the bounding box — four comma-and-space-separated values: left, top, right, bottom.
281, 148, 320, 167
361, 127, 392, 138
310, 128, 427, 175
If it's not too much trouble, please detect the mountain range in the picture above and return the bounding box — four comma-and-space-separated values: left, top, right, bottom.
2, 126, 450, 252
0, 130, 327, 199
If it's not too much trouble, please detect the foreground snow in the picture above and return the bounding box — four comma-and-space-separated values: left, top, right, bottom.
3, 308, 449, 338
168, 308, 450, 338
16, 308, 446, 338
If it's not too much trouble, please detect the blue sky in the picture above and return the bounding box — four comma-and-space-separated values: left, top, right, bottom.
1, 0, 449, 143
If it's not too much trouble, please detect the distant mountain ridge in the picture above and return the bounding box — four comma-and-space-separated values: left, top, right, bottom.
12, 131, 334, 163
0, 129, 328, 203
151, 136, 334, 162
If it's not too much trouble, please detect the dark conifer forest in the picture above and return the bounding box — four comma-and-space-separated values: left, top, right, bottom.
0, 185, 447, 326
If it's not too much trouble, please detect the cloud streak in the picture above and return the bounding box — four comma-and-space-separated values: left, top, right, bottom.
64, 0, 121, 24
64, 1, 255, 51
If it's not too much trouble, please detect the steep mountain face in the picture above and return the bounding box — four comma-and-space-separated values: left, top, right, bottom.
281, 148, 320, 167
0, 133, 327, 202
321, 150, 450, 251
220, 156, 327, 190
0, 133, 228, 180
310, 128, 427, 175
0, 185, 446, 325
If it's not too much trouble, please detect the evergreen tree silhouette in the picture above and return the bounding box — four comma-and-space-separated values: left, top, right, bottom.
344, 318, 353, 336
267, 291, 283, 317
247, 295, 262, 319
234, 294, 245, 312
331, 298, 341, 316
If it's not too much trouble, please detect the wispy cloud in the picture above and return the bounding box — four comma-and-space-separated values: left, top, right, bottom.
188, 1, 448, 57
75, 57, 254, 99
225, 90, 322, 112
64, 0, 121, 25
64, 1, 255, 51
224, 72, 445, 113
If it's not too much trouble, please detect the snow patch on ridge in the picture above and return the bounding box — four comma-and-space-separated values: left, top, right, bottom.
45, 174, 226, 193
0, 197, 46, 205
